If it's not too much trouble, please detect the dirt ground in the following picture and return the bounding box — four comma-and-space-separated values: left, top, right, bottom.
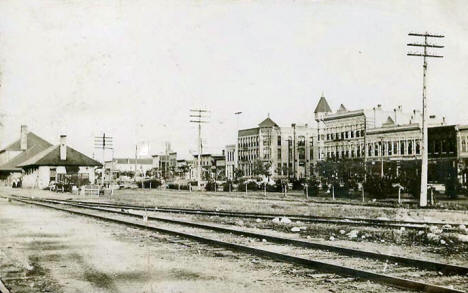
0, 197, 413, 293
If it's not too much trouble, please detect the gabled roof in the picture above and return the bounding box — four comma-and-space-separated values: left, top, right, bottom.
0, 132, 53, 171
382, 116, 395, 127
0, 132, 51, 153
258, 117, 278, 128
337, 104, 347, 113
18, 145, 102, 168
314, 96, 332, 113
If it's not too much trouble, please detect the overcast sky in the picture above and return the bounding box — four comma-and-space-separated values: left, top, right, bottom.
1, 0, 467, 160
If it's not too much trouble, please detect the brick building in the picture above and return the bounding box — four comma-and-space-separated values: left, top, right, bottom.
237, 116, 315, 179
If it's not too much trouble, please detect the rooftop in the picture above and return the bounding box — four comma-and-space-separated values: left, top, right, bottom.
18, 145, 102, 168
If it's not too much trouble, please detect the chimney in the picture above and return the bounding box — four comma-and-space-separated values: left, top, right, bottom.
398, 105, 402, 111
20, 125, 28, 151
377, 104, 382, 110
443, 116, 446, 125
60, 135, 67, 161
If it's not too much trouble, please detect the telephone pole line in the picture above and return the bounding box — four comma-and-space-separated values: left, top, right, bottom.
407, 32, 444, 207
94, 133, 113, 187
190, 109, 209, 189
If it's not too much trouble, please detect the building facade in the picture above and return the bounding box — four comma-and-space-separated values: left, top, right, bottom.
238, 117, 316, 179
224, 144, 236, 180
152, 152, 177, 179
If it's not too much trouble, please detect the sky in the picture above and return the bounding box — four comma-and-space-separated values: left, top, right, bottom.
0, 0, 467, 161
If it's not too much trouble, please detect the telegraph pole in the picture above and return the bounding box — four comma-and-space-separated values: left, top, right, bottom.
190, 109, 209, 189
94, 133, 113, 187
407, 32, 444, 207
379, 136, 384, 178
292, 123, 296, 180
234, 111, 242, 178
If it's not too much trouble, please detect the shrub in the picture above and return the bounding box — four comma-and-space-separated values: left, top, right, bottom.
305, 179, 320, 197
237, 180, 258, 191
205, 181, 217, 191
445, 177, 458, 199
222, 181, 233, 192
166, 182, 189, 190
137, 179, 162, 189
265, 180, 283, 192
363, 176, 396, 199
291, 178, 305, 190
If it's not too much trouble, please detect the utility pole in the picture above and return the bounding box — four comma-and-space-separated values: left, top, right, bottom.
379, 136, 385, 178
362, 116, 367, 202
292, 123, 296, 180
135, 145, 138, 182
234, 111, 242, 179
94, 133, 113, 187
407, 32, 444, 207
190, 109, 209, 189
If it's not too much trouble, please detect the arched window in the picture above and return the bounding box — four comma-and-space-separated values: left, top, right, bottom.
298, 136, 305, 147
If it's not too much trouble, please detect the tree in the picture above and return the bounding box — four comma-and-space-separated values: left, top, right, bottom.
234, 168, 244, 181
252, 159, 271, 179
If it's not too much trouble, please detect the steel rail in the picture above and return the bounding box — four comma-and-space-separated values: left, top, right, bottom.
0, 279, 10, 293
9, 196, 468, 276
53, 199, 468, 276
6, 196, 464, 293
40, 197, 464, 229
10, 198, 464, 293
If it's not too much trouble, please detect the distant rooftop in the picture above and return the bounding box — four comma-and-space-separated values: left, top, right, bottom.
314, 96, 332, 114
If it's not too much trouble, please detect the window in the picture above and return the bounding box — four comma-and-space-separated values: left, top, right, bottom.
277, 136, 281, 146
408, 141, 413, 155
441, 140, 447, 154
298, 148, 305, 162
298, 136, 305, 147
416, 141, 421, 154
388, 142, 392, 156
374, 143, 379, 156
462, 139, 467, 152
277, 149, 282, 160
400, 141, 405, 155
435, 140, 440, 153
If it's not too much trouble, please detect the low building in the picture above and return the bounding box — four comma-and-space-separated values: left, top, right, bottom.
105, 157, 153, 180
190, 154, 225, 181
213, 154, 226, 180
18, 135, 101, 189
152, 152, 177, 179
457, 125, 468, 187
0, 125, 53, 185
175, 159, 191, 180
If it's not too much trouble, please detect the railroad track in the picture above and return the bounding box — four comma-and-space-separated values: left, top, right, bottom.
32, 196, 465, 231
4, 195, 467, 292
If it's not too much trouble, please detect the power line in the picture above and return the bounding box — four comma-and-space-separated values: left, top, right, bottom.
190, 109, 210, 189
94, 133, 113, 186
407, 31, 444, 207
